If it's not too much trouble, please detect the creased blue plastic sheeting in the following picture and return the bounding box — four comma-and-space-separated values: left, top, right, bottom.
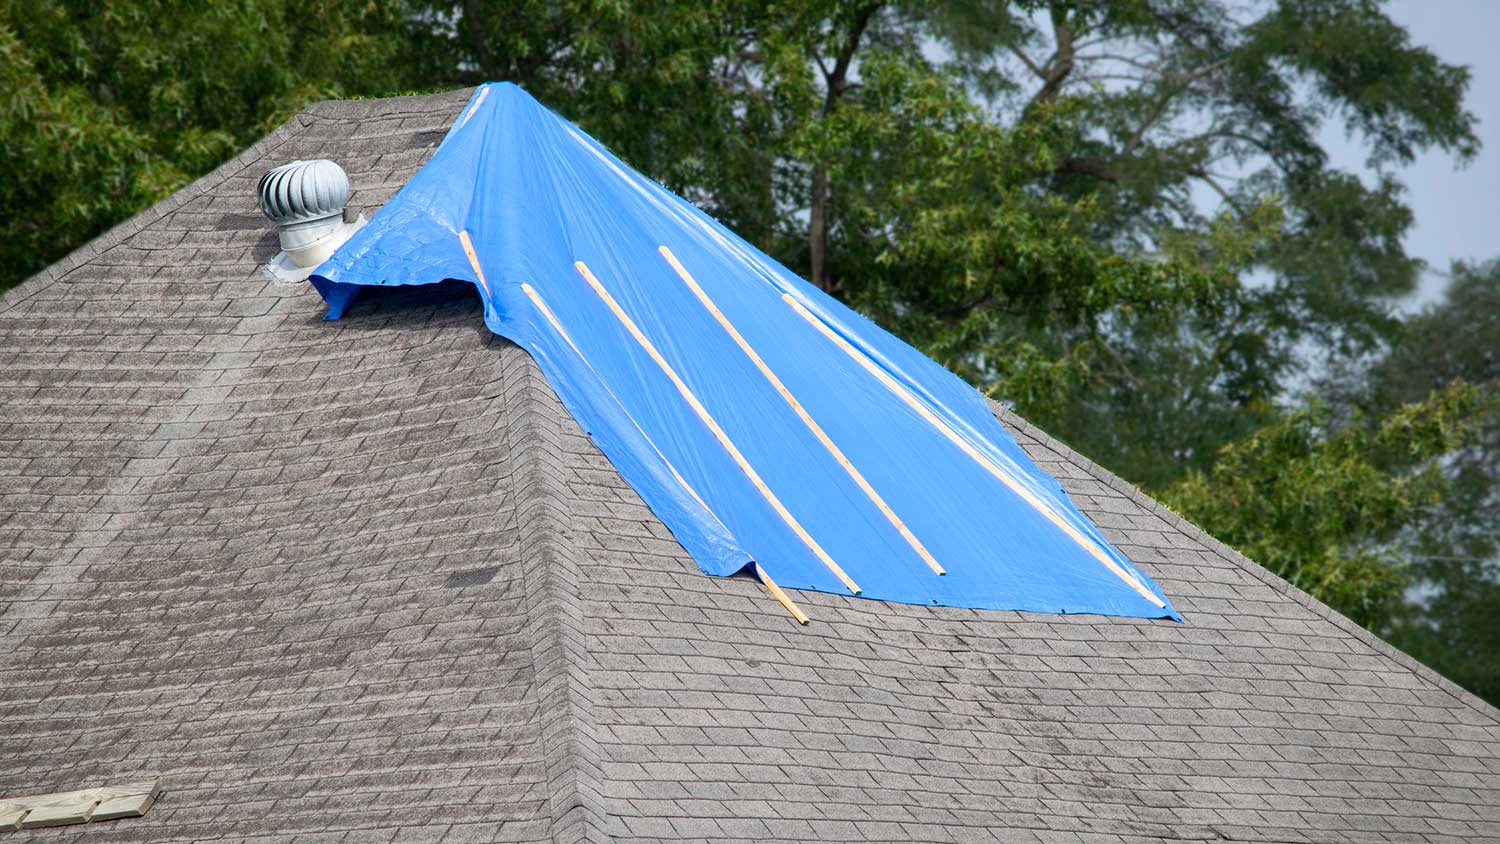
312, 82, 1181, 621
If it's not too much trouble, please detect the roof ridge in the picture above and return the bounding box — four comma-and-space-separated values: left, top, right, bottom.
298, 87, 478, 123
502, 340, 609, 844
991, 400, 1500, 725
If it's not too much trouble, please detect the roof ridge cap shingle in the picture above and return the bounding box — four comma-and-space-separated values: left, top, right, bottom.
991, 400, 1500, 725
503, 341, 609, 843
297, 87, 478, 123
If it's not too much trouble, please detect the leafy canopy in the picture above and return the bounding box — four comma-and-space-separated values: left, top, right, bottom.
0, 0, 413, 288
1363, 261, 1500, 703
1161, 381, 1481, 628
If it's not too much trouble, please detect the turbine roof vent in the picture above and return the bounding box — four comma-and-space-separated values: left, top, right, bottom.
256, 159, 365, 284
258, 159, 349, 224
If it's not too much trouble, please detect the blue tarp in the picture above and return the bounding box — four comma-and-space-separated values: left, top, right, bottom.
312, 82, 1180, 621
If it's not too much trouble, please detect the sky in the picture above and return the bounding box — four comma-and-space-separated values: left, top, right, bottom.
1326, 1, 1500, 310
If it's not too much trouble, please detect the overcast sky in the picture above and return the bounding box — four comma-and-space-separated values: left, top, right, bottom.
1327, 1, 1499, 309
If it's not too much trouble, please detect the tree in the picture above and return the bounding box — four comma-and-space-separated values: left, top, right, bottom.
0, 0, 415, 292
10, 3, 1478, 453
906, 0, 1478, 485
806, 48, 1272, 416
1160, 381, 1481, 629
1364, 260, 1500, 705
422, 0, 1474, 489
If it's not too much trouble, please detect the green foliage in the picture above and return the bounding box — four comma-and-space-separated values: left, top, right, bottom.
404, 0, 755, 204
0, 0, 414, 291
819, 54, 1275, 416
1161, 381, 1480, 628
919, 0, 1478, 483
1389, 554, 1500, 707
1363, 261, 1500, 705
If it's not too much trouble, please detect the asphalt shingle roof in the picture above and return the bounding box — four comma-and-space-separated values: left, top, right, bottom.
2, 89, 1497, 843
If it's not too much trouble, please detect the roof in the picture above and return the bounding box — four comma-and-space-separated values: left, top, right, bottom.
1, 89, 1497, 844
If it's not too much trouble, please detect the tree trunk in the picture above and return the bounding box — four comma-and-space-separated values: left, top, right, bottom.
807, 3, 880, 294
461, 0, 499, 79
809, 167, 829, 291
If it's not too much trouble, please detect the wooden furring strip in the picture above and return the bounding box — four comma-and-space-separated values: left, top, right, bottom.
521, 282, 809, 626
660, 245, 945, 577
458, 230, 493, 297
781, 293, 1165, 609
575, 259, 861, 595
459, 84, 490, 128
520, 282, 710, 513
528, 280, 816, 623
466, 235, 709, 513
461, 235, 828, 624
755, 563, 811, 625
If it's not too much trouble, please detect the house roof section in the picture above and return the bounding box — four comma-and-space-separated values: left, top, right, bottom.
311, 81, 1178, 621
1, 89, 1498, 843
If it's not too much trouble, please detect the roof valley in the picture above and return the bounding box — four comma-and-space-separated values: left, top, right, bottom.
502, 340, 610, 844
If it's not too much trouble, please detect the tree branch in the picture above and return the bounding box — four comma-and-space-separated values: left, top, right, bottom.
809, 3, 882, 292
1009, 44, 1046, 79
1072, 50, 1164, 72
1072, 72, 1156, 86
825, 3, 880, 111
1099, 336, 1143, 387
1192, 127, 1279, 158
1123, 59, 1230, 156
1026, 4, 1076, 111
1056, 155, 1124, 182
1191, 167, 1244, 216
